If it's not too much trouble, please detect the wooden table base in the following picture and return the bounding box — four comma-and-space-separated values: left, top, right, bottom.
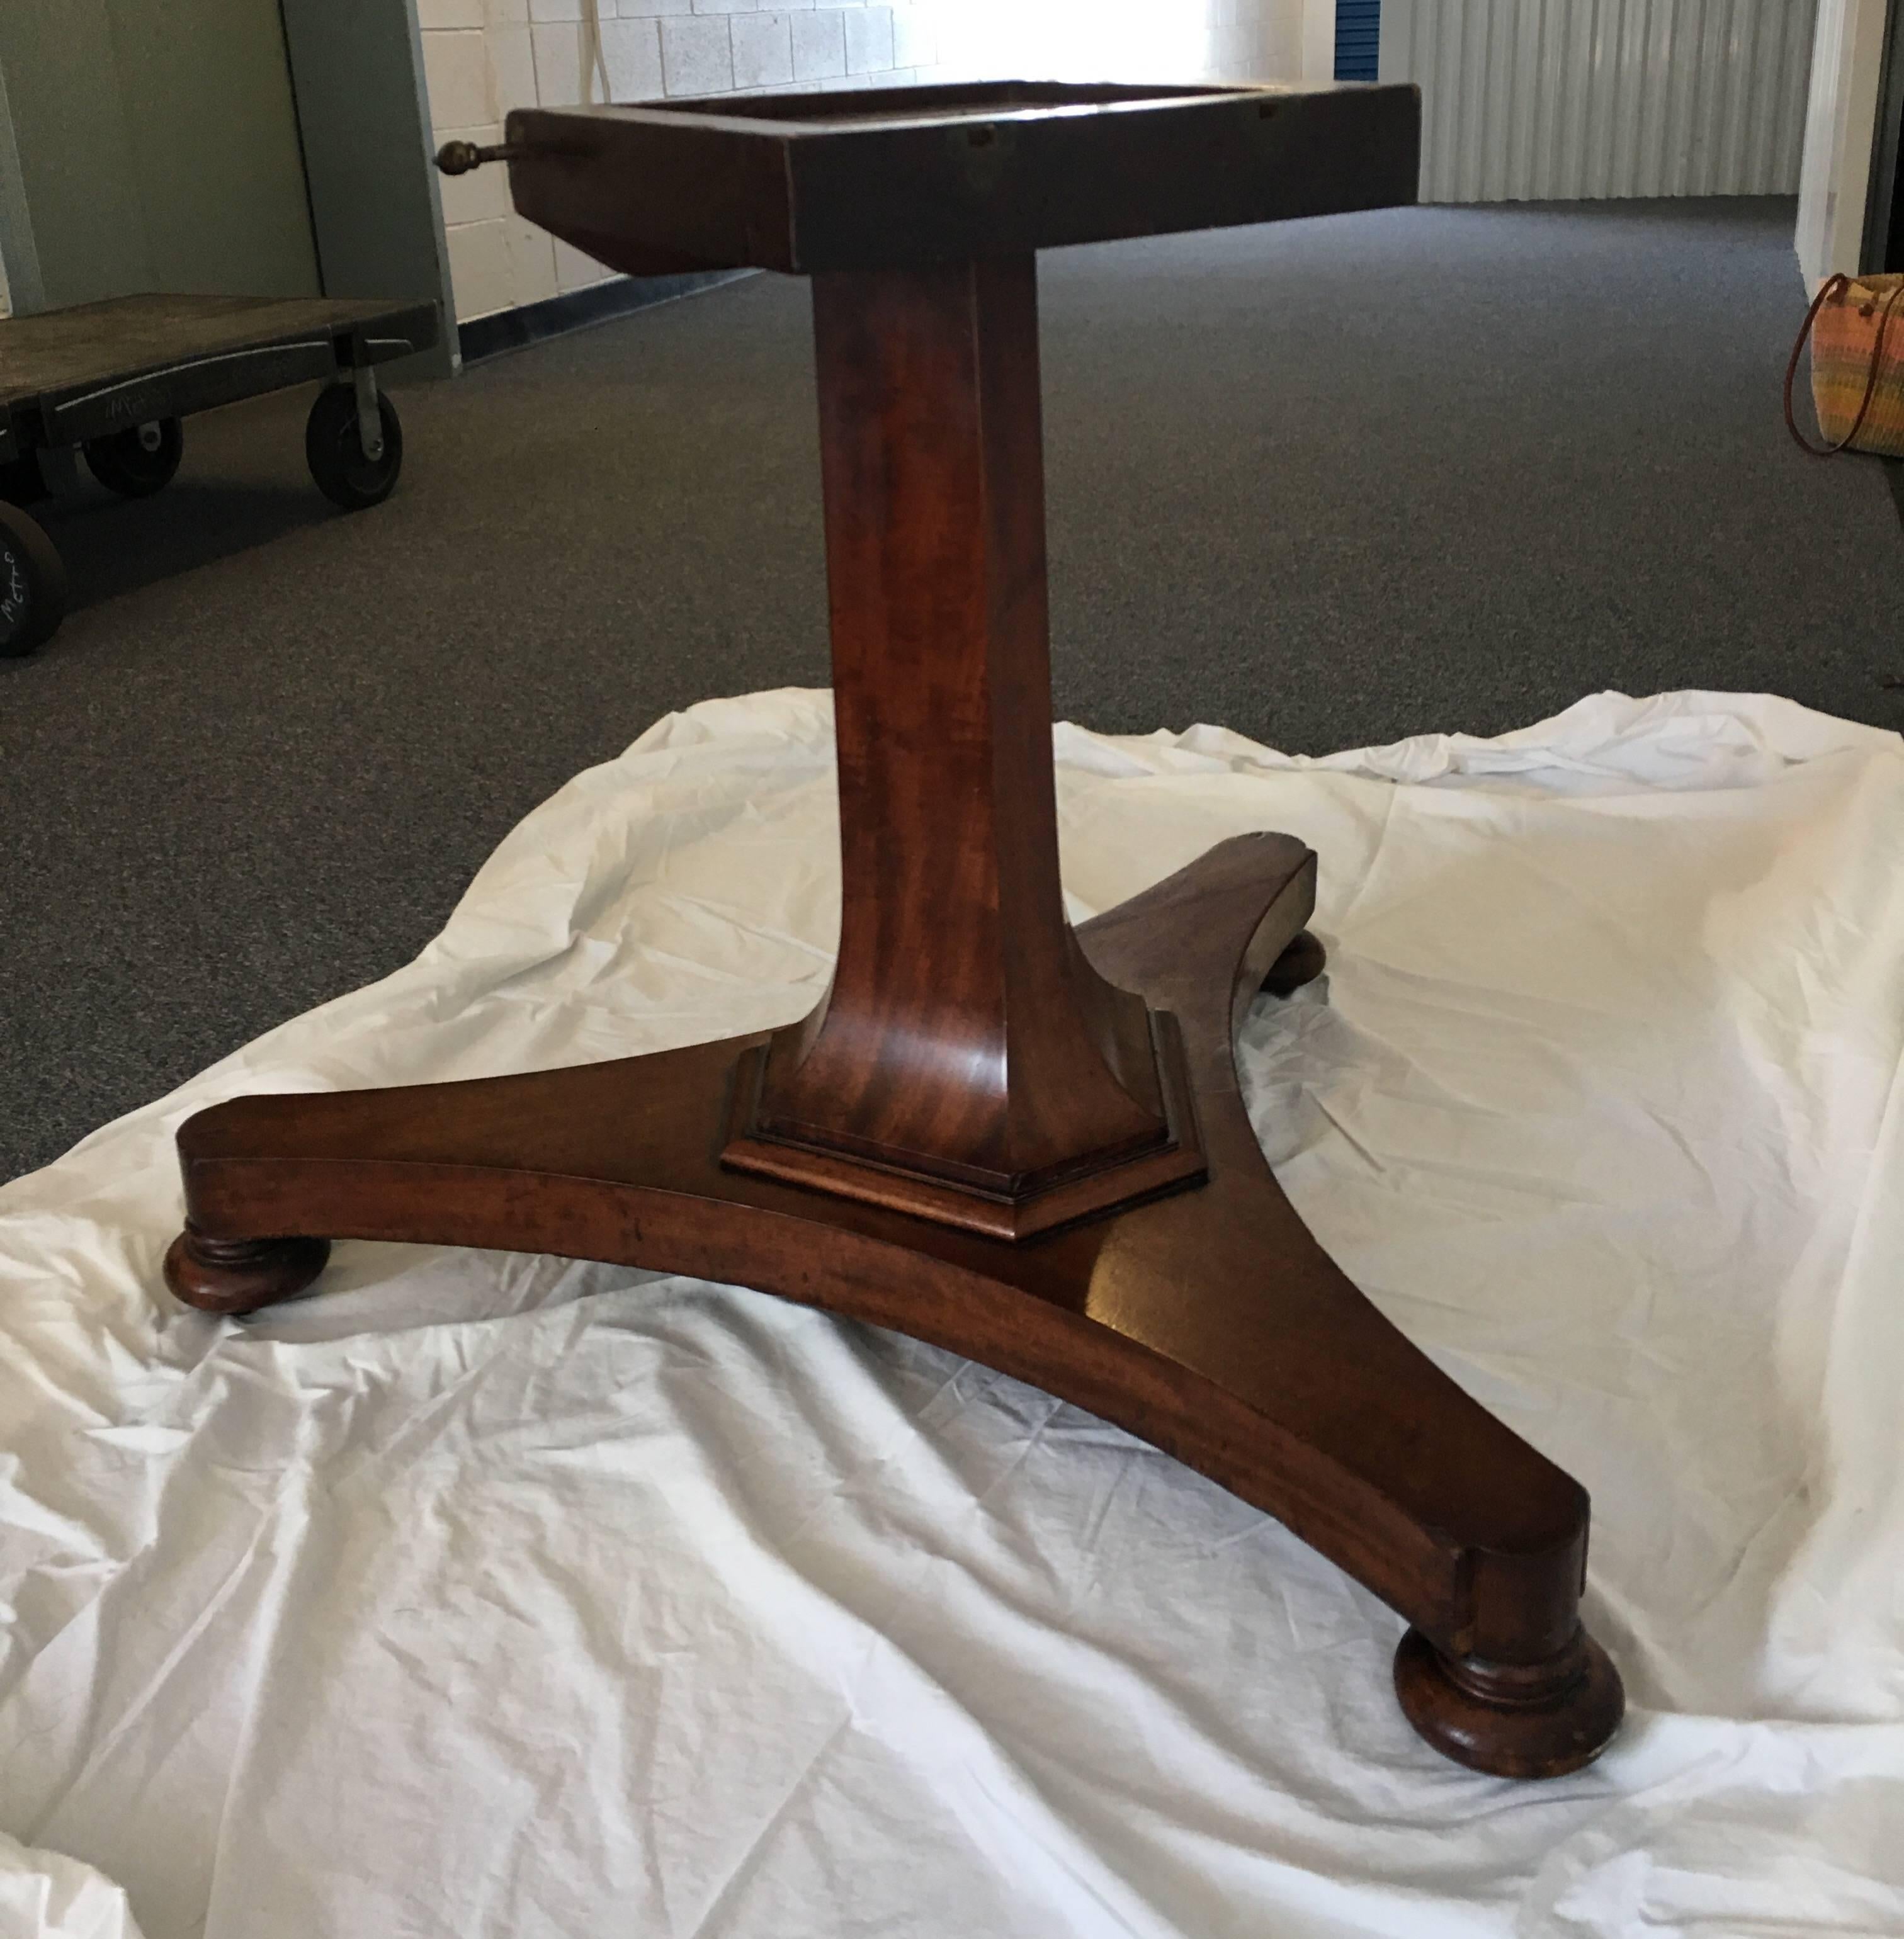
166, 831, 1621, 1778
161, 251, 1623, 1778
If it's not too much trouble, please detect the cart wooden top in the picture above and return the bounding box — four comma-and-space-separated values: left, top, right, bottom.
0, 295, 438, 414
507, 77, 1420, 277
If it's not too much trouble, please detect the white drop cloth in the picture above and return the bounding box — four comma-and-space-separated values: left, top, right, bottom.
3, 687, 1901, 1939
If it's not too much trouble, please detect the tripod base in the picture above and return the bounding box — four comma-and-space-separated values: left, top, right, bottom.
164, 832, 1621, 1777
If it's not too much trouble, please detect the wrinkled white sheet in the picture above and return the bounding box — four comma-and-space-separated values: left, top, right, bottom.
0, 1833, 144, 1939
3, 687, 1902, 1939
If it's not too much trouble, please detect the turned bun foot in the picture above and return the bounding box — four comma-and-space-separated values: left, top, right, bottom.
1392, 1626, 1624, 1778
1261, 929, 1327, 997
164, 1226, 331, 1316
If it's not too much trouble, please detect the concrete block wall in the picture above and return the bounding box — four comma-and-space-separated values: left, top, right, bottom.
418, 0, 939, 322
417, 0, 1330, 324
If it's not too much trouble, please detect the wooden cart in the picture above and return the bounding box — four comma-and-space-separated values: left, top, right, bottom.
0, 293, 438, 657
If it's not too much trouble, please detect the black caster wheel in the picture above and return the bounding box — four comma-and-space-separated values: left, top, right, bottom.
305, 383, 403, 511
0, 501, 67, 659
84, 417, 184, 497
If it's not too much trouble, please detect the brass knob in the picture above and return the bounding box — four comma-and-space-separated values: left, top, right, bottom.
435, 139, 521, 176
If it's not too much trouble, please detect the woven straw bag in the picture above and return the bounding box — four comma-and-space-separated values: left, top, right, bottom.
1785, 272, 1904, 458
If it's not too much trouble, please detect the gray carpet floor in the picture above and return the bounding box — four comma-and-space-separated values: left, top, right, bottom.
4, 195, 1901, 1182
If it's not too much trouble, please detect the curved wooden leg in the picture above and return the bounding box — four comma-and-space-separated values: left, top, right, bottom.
1073, 838, 1623, 1775
162, 833, 1621, 1775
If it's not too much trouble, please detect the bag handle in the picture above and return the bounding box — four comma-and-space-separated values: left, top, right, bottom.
1784, 272, 1904, 458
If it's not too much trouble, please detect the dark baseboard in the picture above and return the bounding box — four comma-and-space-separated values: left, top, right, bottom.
457, 269, 754, 366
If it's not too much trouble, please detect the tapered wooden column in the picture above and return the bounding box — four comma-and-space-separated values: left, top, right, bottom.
722, 257, 1205, 1237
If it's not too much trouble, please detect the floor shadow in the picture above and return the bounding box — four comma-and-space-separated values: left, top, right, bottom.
31, 480, 334, 613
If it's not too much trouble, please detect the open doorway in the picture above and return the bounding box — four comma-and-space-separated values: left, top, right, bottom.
1865, 0, 1904, 269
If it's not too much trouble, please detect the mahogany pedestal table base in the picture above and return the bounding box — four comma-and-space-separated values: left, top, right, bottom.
162, 79, 1624, 1780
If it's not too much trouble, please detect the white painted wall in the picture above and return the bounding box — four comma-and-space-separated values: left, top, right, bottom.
1303, 0, 1339, 80
1378, 0, 1819, 205
920, 1, 1332, 86
415, 0, 1332, 323
1796, 0, 1891, 285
